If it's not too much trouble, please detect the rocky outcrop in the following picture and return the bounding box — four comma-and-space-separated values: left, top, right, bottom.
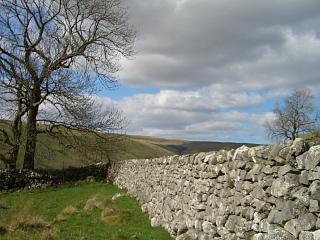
111, 138, 320, 240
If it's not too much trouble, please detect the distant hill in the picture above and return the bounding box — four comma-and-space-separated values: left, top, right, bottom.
157, 141, 259, 155
0, 119, 258, 169
130, 135, 259, 155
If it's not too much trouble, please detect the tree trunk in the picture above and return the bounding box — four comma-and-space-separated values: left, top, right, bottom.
9, 93, 23, 169
9, 115, 22, 169
23, 105, 39, 169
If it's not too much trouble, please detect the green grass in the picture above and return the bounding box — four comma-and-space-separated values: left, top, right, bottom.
0, 182, 173, 240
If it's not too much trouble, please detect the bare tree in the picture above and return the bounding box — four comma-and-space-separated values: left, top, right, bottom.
36, 99, 127, 168
0, 0, 135, 169
265, 89, 318, 140
0, 91, 25, 169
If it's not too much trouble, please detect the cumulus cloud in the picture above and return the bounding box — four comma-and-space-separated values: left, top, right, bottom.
96, 85, 276, 143
120, 0, 320, 92
105, 0, 320, 143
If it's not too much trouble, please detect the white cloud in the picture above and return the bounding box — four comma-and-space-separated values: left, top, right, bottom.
95, 85, 277, 143
119, 0, 320, 93
105, 0, 320, 143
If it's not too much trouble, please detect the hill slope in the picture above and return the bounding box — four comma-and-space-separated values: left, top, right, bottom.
1, 120, 258, 169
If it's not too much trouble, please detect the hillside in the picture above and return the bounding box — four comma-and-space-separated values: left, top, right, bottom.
157, 141, 259, 155
131, 135, 259, 154
1, 119, 258, 169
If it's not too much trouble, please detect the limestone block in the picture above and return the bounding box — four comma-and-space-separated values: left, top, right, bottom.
299, 231, 314, 240
305, 146, 320, 170
278, 165, 295, 177
267, 208, 293, 225
232, 145, 250, 161
265, 224, 296, 240
297, 152, 308, 170
313, 229, 320, 240
271, 178, 292, 197
215, 216, 227, 227
309, 200, 320, 213
252, 233, 267, 240
308, 169, 320, 181
202, 221, 217, 237
298, 213, 317, 231
225, 215, 247, 233
310, 181, 320, 201
289, 138, 310, 157
262, 165, 273, 175
293, 187, 310, 207
250, 186, 267, 200
284, 219, 302, 238
300, 170, 310, 185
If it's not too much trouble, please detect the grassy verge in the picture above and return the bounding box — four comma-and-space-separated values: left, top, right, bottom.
0, 182, 172, 240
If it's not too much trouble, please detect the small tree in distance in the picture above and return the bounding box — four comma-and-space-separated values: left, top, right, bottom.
265, 89, 319, 141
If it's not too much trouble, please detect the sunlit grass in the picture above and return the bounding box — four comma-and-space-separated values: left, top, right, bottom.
0, 182, 173, 240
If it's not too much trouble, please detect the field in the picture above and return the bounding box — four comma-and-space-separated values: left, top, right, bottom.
0, 119, 258, 169
0, 182, 173, 240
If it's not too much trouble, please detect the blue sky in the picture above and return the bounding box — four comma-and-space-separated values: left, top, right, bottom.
97, 0, 320, 144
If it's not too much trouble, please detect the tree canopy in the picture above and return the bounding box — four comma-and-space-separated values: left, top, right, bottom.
265, 89, 319, 141
0, 0, 135, 169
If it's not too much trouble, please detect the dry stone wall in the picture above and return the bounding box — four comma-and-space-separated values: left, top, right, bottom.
111, 139, 320, 240
0, 163, 109, 191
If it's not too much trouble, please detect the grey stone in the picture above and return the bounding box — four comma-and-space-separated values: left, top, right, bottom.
316, 217, 320, 229
177, 229, 200, 240
242, 181, 255, 192
266, 224, 296, 240
313, 230, 320, 240
262, 165, 273, 175
232, 145, 250, 161
298, 213, 317, 231
300, 170, 310, 185
293, 187, 310, 207
269, 144, 287, 163
177, 222, 188, 235
271, 178, 292, 197
250, 186, 266, 200
289, 138, 310, 157
275, 199, 286, 210
150, 217, 160, 227
202, 221, 217, 237
215, 212, 226, 224
310, 181, 320, 201
259, 218, 271, 233
308, 170, 320, 181
279, 144, 292, 159
284, 219, 302, 238
252, 233, 267, 240
296, 152, 308, 170
194, 219, 203, 231
309, 200, 320, 212
225, 215, 246, 233
299, 231, 314, 240
278, 165, 294, 177
284, 173, 300, 187
305, 146, 320, 170
198, 233, 211, 240
267, 208, 293, 225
